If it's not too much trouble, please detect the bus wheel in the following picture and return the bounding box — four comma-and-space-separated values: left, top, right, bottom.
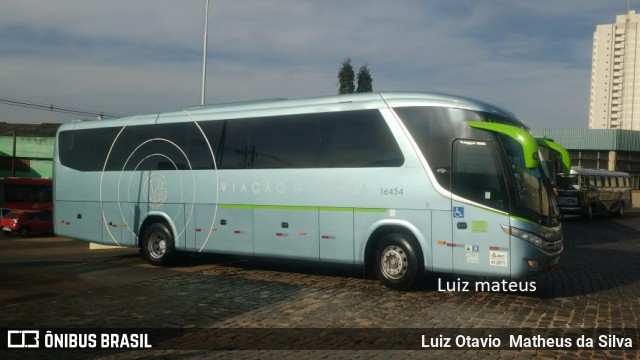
142, 223, 175, 266
583, 204, 593, 220
375, 233, 421, 290
616, 202, 625, 217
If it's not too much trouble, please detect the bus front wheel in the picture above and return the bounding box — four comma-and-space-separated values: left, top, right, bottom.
375, 233, 421, 291
142, 223, 175, 266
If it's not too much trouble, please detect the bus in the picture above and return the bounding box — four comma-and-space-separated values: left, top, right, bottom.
557, 167, 631, 219
536, 137, 571, 189
0, 177, 53, 212
53, 92, 563, 290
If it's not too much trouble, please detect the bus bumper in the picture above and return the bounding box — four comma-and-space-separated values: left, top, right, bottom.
510, 240, 563, 278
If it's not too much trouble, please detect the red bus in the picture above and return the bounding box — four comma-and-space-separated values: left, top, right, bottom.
0, 177, 53, 212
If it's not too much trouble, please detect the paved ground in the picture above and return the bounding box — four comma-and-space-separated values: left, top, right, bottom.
1, 210, 639, 359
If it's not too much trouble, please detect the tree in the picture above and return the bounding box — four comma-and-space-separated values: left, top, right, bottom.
337, 57, 355, 94
338, 58, 373, 94
356, 64, 373, 93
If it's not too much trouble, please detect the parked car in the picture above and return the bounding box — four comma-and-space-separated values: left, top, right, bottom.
1, 210, 53, 236
0, 207, 12, 222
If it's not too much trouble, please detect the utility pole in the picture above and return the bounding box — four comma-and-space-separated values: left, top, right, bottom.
200, 0, 210, 105
11, 131, 16, 177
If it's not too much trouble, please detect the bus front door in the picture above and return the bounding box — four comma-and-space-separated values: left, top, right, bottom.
450, 139, 511, 277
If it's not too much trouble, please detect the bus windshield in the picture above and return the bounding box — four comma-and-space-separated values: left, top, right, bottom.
501, 135, 560, 227
395, 106, 561, 227
558, 174, 579, 190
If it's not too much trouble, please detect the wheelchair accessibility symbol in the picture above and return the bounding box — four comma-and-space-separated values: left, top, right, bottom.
453, 207, 464, 218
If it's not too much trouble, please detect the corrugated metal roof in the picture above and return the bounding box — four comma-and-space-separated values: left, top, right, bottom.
0, 122, 60, 137
531, 129, 640, 152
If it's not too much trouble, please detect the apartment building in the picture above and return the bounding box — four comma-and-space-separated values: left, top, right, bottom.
590, 10, 640, 130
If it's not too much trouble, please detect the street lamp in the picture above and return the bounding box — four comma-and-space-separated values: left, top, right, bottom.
200, 0, 210, 105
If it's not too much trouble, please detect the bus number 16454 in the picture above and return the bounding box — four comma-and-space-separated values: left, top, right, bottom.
380, 187, 404, 196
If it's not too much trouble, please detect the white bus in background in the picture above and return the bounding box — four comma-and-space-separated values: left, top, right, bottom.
557, 167, 631, 219
54, 92, 563, 290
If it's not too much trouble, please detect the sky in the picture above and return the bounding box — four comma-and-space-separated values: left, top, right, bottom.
0, 0, 633, 128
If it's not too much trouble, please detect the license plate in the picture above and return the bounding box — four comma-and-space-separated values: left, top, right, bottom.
3, 227, 11, 232
558, 197, 577, 206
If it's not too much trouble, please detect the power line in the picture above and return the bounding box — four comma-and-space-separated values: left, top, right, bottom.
0, 97, 124, 119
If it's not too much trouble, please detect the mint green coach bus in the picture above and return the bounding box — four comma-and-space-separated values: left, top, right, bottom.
54, 92, 563, 290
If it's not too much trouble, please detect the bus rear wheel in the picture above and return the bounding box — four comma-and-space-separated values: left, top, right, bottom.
615, 202, 625, 217
375, 233, 421, 290
583, 204, 594, 220
142, 223, 175, 266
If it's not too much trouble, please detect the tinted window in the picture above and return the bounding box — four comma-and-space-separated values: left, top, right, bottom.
58, 110, 403, 171
216, 120, 248, 169
58, 127, 119, 171
316, 111, 403, 167
452, 139, 508, 211
240, 110, 402, 169
249, 114, 318, 168
59, 122, 223, 172
395, 106, 489, 189
123, 122, 221, 171
5, 184, 53, 202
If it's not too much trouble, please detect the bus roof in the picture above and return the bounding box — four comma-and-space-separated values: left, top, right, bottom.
568, 167, 630, 177
58, 91, 524, 131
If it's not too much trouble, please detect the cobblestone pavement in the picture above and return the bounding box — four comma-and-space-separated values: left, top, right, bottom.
1, 210, 640, 359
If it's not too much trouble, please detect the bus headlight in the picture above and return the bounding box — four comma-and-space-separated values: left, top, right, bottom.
501, 225, 545, 248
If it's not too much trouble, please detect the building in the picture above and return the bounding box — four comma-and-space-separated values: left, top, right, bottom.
590, 10, 640, 130
0, 123, 60, 178
532, 128, 640, 188
582, 8, 640, 189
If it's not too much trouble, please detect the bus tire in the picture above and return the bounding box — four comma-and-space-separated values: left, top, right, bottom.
19, 227, 30, 237
141, 222, 175, 266
616, 202, 625, 217
375, 233, 421, 290
583, 204, 593, 220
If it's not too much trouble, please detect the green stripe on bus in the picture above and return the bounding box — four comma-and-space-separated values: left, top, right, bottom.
220, 204, 386, 213
353, 207, 387, 213
220, 204, 253, 209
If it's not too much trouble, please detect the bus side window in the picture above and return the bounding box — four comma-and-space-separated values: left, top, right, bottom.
394, 106, 486, 190
218, 120, 249, 169
248, 114, 318, 168
451, 139, 507, 211
317, 110, 404, 168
